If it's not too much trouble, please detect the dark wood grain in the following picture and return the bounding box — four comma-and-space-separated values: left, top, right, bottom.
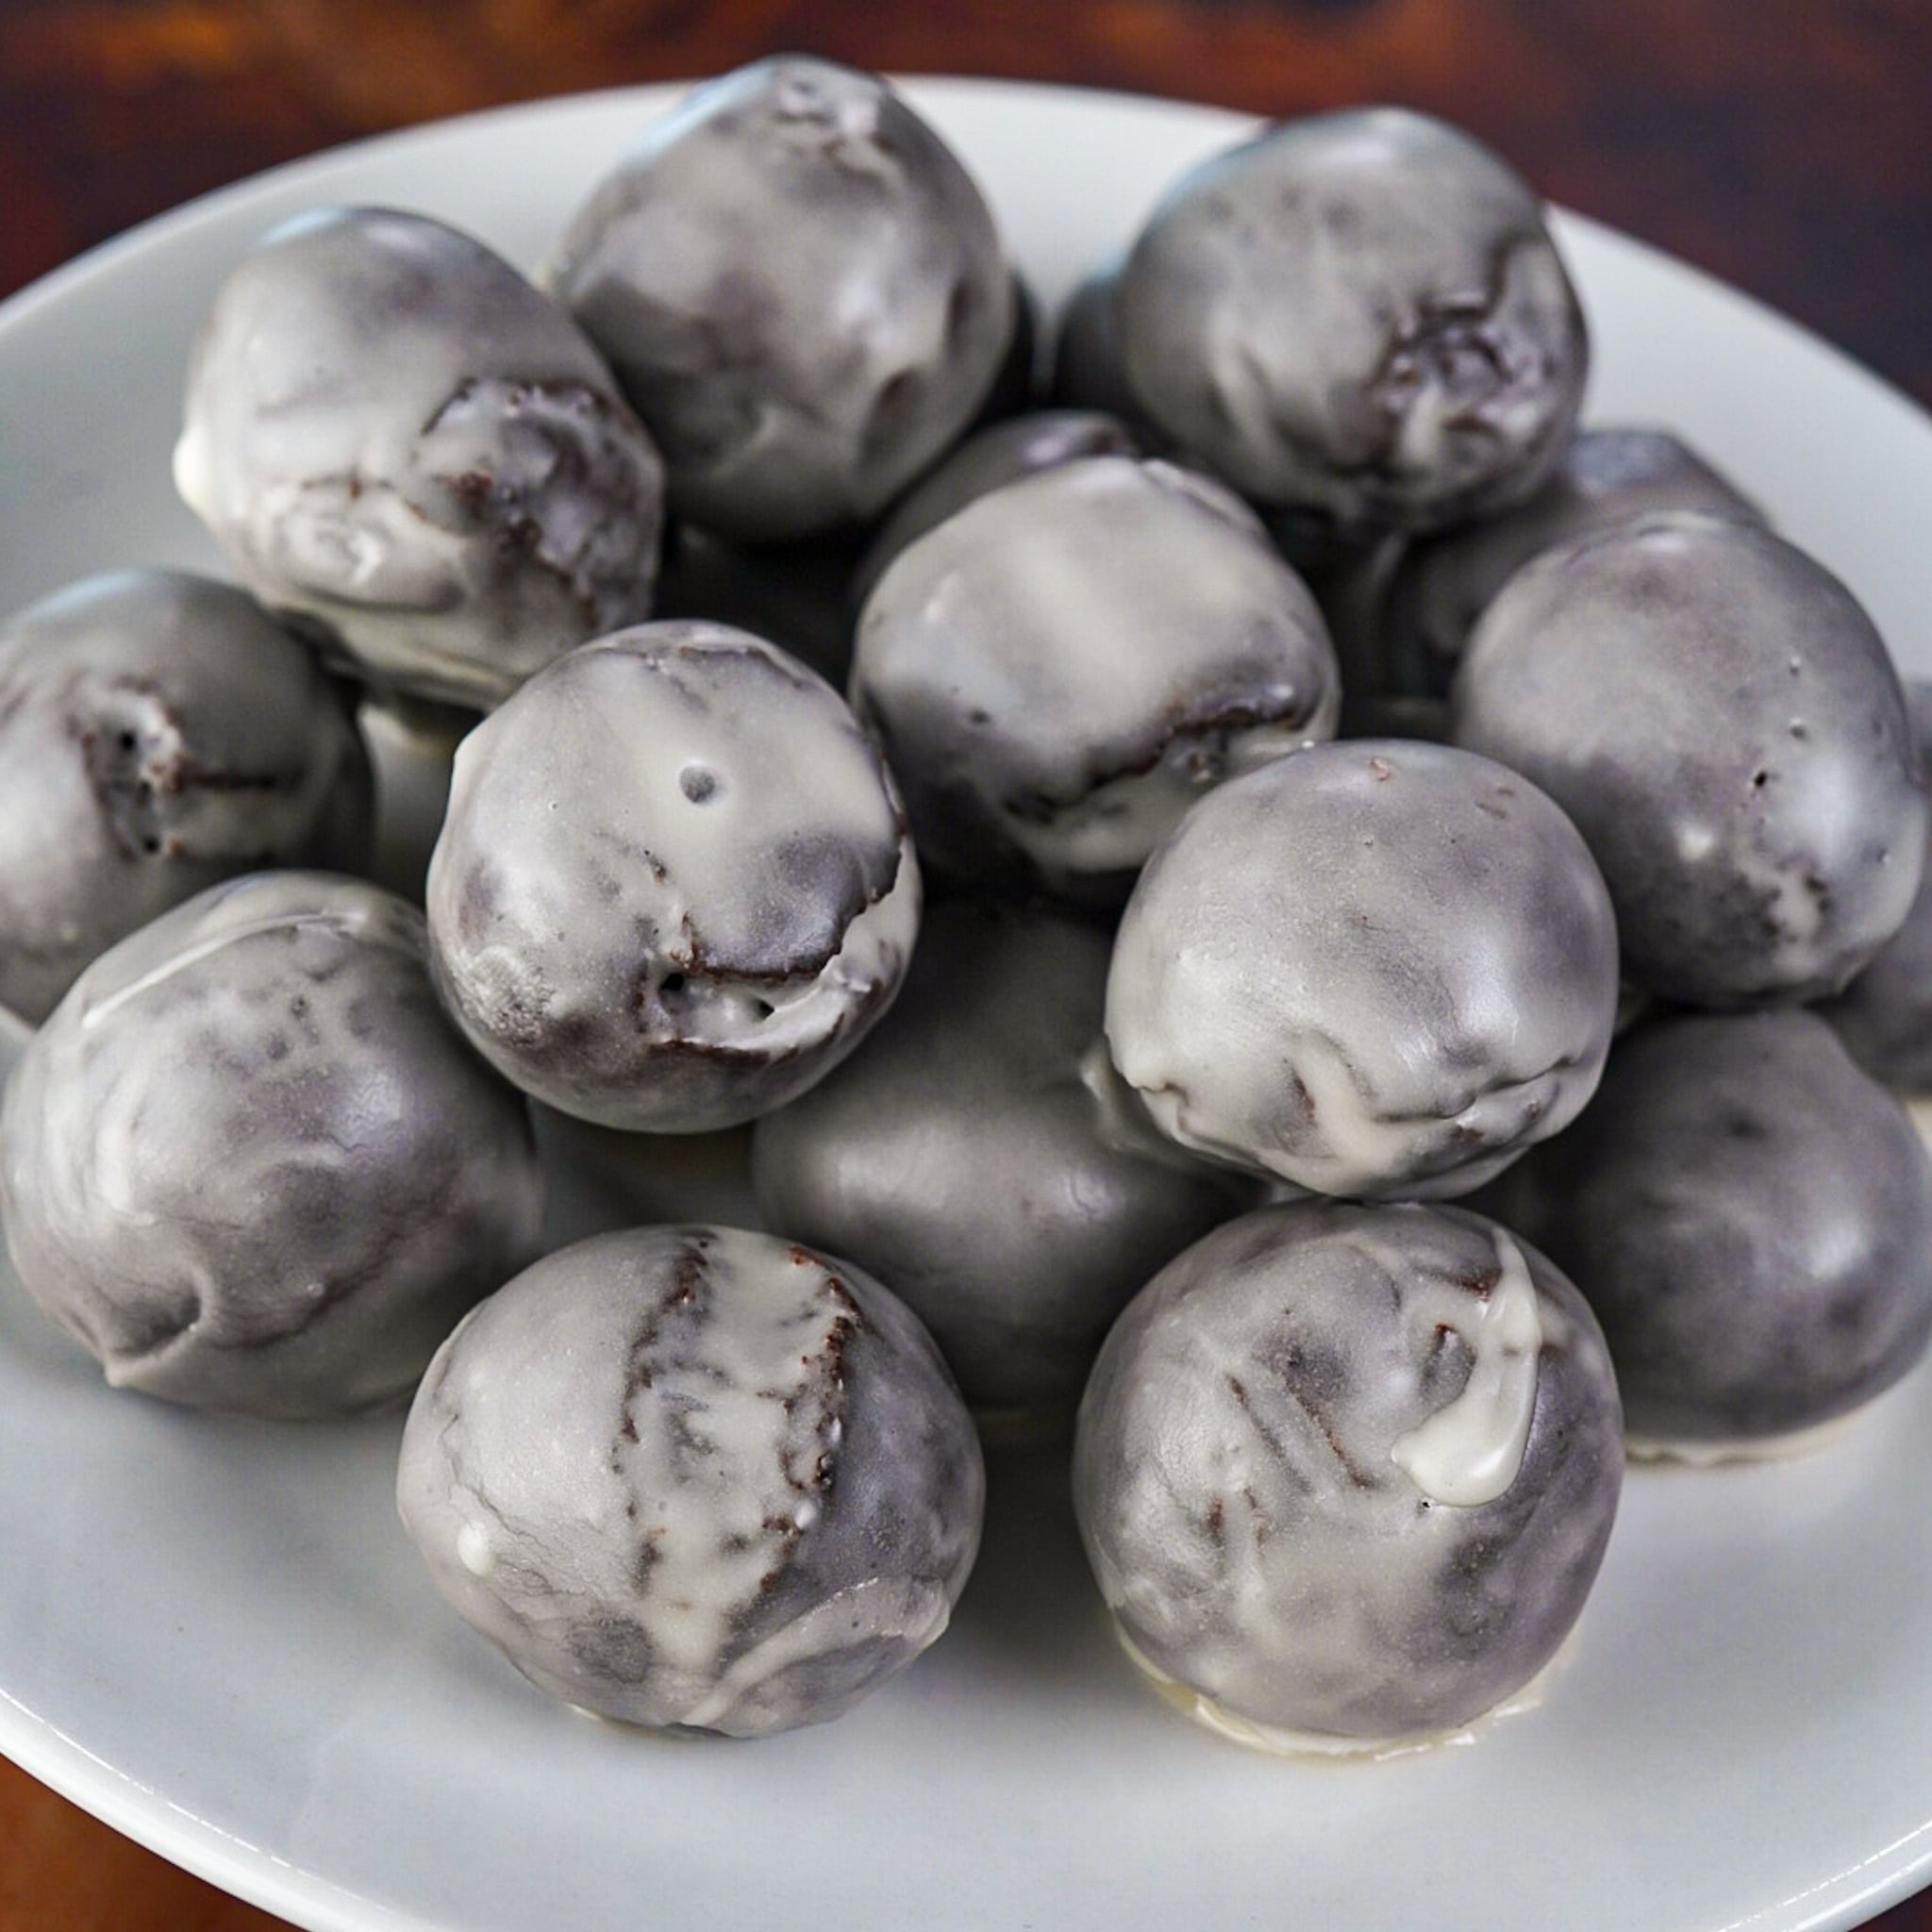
1, 3, 1930, 1928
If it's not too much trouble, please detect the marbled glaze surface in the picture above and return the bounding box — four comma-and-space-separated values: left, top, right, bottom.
1491, 1009, 1932, 1445
427, 620, 920, 1132
545, 57, 1012, 544
0, 568, 372, 1023
752, 900, 1252, 1416
1072, 1201, 1622, 1740
1454, 512, 1927, 1006
397, 1224, 984, 1737
853, 455, 1340, 895
1106, 739, 1619, 1196
1111, 108, 1587, 535
175, 207, 664, 709
1380, 427, 1763, 688
0, 872, 544, 1417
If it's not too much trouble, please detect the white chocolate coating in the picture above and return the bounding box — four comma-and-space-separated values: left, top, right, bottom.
175, 208, 665, 708
426, 621, 920, 1131
0, 872, 545, 1417
0, 568, 372, 1023
1454, 512, 1927, 1006
1072, 1202, 1623, 1741
1112, 109, 1587, 533
852, 457, 1341, 895
397, 1225, 983, 1736
545, 58, 1013, 543
1106, 739, 1620, 1197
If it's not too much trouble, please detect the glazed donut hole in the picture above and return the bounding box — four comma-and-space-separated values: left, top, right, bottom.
425, 619, 920, 1133
1073, 1201, 1623, 1750
852, 455, 1341, 898
0, 872, 545, 1419
396, 1224, 984, 1737
1488, 1009, 1932, 1459
175, 207, 666, 711
0, 568, 373, 1024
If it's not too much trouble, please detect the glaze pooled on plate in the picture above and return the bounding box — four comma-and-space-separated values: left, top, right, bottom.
0, 568, 372, 1022
546, 57, 1013, 544
397, 1224, 984, 1737
1491, 1008, 1932, 1451
751, 900, 1253, 1418
1105, 739, 1619, 1197
1453, 511, 1926, 1006
852, 455, 1341, 897
0, 872, 544, 1418
175, 207, 665, 709
1110, 108, 1588, 536
1072, 1201, 1622, 1745
426, 620, 920, 1132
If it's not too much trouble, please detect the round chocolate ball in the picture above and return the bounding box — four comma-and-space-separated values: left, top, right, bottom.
1491, 1009, 1932, 1454
426, 620, 920, 1132
1453, 512, 1926, 1006
397, 1224, 983, 1736
1381, 427, 1763, 688
0, 568, 373, 1022
1111, 108, 1588, 536
852, 456, 1341, 897
1105, 739, 1620, 1197
175, 207, 665, 709
0, 873, 544, 1418
752, 900, 1253, 1418
545, 57, 1013, 543
1073, 1201, 1623, 1748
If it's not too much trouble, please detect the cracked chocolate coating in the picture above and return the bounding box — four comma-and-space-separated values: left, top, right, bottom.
1073, 1202, 1622, 1740
1381, 428, 1764, 690
426, 620, 921, 1132
1491, 1010, 1932, 1444
0, 872, 544, 1418
851, 408, 1140, 608
396, 1224, 983, 1736
1106, 739, 1619, 1197
0, 569, 373, 1023
1819, 679, 1932, 1090
1111, 108, 1587, 536
1453, 512, 1927, 1006
175, 207, 665, 709
545, 57, 1013, 544
751, 901, 1253, 1416
852, 455, 1341, 897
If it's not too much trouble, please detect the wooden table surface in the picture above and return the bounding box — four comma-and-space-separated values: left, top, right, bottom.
1, 2, 1930, 1928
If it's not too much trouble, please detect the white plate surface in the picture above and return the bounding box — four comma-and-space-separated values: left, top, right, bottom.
3, 77, 1932, 1932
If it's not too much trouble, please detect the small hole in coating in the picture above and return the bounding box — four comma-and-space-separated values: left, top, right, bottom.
661, 973, 687, 997
680, 764, 718, 804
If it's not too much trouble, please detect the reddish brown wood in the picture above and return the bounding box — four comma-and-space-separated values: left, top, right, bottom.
1, 3, 1930, 1926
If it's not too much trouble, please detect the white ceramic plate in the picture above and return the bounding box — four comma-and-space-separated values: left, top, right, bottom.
3, 77, 1932, 1932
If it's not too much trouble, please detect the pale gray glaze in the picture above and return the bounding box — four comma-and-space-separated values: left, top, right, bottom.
425, 621, 920, 1133
175, 207, 665, 709
851, 408, 1140, 608
0, 872, 545, 1418
852, 455, 1341, 897
1819, 679, 1932, 1089
751, 901, 1254, 1416
1381, 427, 1764, 688
1072, 1202, 1623, 1740
545, 57, 1014, 543
0, 569, 373, 1022
1491, 1010, 1932, 1443
1453, 512, 1927, 1006
396, 1224, 984, 1737
1105, 739, 1620, 1197
1111, 108, 1587, 535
